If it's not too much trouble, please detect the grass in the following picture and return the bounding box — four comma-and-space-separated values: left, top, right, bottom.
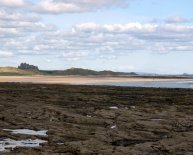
0, 67, 39, 76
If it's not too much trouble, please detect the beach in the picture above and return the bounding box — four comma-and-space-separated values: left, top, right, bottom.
0, 75, 191, 84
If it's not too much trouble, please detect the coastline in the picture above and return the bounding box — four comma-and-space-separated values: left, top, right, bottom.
0, 75, 192, 84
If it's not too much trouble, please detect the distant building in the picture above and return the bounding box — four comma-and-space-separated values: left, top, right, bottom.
18, 63, 39, 71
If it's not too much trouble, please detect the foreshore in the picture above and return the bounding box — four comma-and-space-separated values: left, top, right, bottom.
0, 83, 192, 154
0, 75, 192, 84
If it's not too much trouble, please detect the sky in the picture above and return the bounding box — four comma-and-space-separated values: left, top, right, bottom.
0, 0, 193, 74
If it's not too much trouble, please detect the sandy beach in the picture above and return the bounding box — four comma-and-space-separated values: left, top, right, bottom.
0, 76, 191, 84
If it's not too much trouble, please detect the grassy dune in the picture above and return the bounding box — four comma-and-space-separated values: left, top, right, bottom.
0, 67, 38, 76
0, 67, 137, 76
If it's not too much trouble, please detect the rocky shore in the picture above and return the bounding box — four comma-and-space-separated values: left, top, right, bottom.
0, 83, 193, 155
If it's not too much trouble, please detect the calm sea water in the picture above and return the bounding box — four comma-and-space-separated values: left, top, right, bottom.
86, 80, 193, 89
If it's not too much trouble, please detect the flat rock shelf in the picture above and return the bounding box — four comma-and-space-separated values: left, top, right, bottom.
0, 83, 193, 155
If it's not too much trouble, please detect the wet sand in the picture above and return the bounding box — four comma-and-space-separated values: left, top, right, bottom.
0, 75, 191, 84
0, 83, 193, 154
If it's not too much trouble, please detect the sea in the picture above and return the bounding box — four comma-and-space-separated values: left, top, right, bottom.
86, 80, 193, 89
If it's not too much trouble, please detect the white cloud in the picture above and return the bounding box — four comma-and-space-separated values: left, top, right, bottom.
75, 23, 100, 32
0, 0, 26, 7
24, 22, 192, 61
61, 51, 89, 61
0, 51, 13, 57
0, 9, 55, 39
34, 0, 129, 14
1, 8, 193, 62
165, 16, 190, 23
74, 22, 193, 34
0, 10, 40, 22
35, 1, 83, 14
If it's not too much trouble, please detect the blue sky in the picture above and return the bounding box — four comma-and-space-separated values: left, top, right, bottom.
0, 0, 193, 74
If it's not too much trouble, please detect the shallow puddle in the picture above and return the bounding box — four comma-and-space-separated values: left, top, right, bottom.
110, 106, 118, 109
3, 129, 48, 136
0, 138, 47, 152
111, 125, 117, 129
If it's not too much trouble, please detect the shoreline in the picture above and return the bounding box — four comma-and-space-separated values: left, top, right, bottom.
0, 75, 192, 84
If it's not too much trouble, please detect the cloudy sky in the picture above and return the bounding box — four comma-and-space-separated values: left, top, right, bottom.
0, 0, 193, 74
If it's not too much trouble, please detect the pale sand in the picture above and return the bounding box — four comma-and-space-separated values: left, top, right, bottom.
0, 76, 191, 84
